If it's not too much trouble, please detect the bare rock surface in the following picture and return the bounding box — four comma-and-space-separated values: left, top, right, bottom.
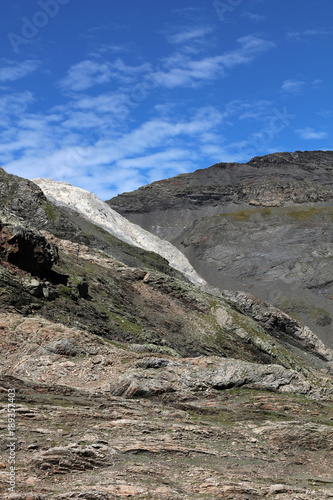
0, 317, 332, 498
220, 290, 333, 364
0, 218, 58, 276
110, 356, 313, 397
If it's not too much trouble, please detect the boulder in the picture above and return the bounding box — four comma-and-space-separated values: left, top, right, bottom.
77, 277, 89, 298
0, 220, 58, 276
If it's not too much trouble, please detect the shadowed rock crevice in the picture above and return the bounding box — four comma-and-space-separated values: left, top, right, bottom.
0, 220, 59, 277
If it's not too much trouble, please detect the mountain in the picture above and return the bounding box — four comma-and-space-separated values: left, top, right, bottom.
108, 150, 333, 349
0, 161, 333, 499
33, 178, 206, 287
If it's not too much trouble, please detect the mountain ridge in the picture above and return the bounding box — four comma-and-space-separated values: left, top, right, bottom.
107, 150, 333, 349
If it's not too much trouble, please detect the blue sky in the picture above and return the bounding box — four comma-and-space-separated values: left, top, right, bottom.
1, 0, 332, 200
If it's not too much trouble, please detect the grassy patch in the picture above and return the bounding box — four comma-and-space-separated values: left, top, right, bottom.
41, 199, 60, 222
286, 206, 333, 221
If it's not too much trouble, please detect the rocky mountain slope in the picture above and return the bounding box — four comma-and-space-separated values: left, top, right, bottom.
108, 150, 333, 349
33, 179, 206, 287
0, 163, 332, 498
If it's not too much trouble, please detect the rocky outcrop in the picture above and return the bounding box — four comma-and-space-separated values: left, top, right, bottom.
221, 290, 333, 363
0, 157, 333, 498
108, 151, 333, 217
110, 355, 312, 398
31, 442, 116, 473
0, 167, 179, 276
0, 219, 58, 276
0, 219, 331, 373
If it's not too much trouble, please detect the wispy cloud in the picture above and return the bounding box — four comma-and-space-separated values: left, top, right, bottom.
281, 78, 305, 93
0, 60, 40, 83
241, 11, 266, 22
167, 26, 213, 45
235, 100, 274, 121
58, 58, 151, 92
0, 24, 279, 201
287, 29, 332, 41
281, 77, 323, 94
296, 127, 328, 140
0, 91, 34, 121
89, 43, 131, 56
156, 35, 275, 88
2, 89, 292, 200
3, 105, 224, 199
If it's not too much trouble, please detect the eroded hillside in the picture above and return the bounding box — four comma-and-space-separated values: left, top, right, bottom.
108, 151, 333, 348
0, 163, 332, 499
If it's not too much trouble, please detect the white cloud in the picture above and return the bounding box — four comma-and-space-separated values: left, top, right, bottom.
296, 127, 328, 140
59, 60, 113, 91
281, 79, 305, 93
241, 11, 265, 22
116, 149, 191, 169
0, 60, 40, 83
167, 26, 213, 45
89, 43, 131, 56
312, 79, 323, 87
58, 58, 151, 92
287, 29, 331, 41
0, 91, 34, 121
3, 105, 224, 199
281, 78, 323, 94
218, 99, 276, 125
0, 27, 277, 201
71, 91, 131, 117
61, 111, 107, 130
155, 35, 275, 88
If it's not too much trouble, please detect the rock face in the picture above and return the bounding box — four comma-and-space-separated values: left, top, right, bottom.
108, 151, 333, 219
220, 290, 333, 363
0, 219, 59, 276
33, 178, 206, 287
107, 150, 333, 348
110, 356, 312, 398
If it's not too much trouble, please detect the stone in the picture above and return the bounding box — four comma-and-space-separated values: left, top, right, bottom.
42, 286, 58, 301
26, 279, 44, 297
110, 355, 312, 398
77, 278, 89, 298
31, 443, 116, 473
45, 337, 87, 357
0, 220, 58, 276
